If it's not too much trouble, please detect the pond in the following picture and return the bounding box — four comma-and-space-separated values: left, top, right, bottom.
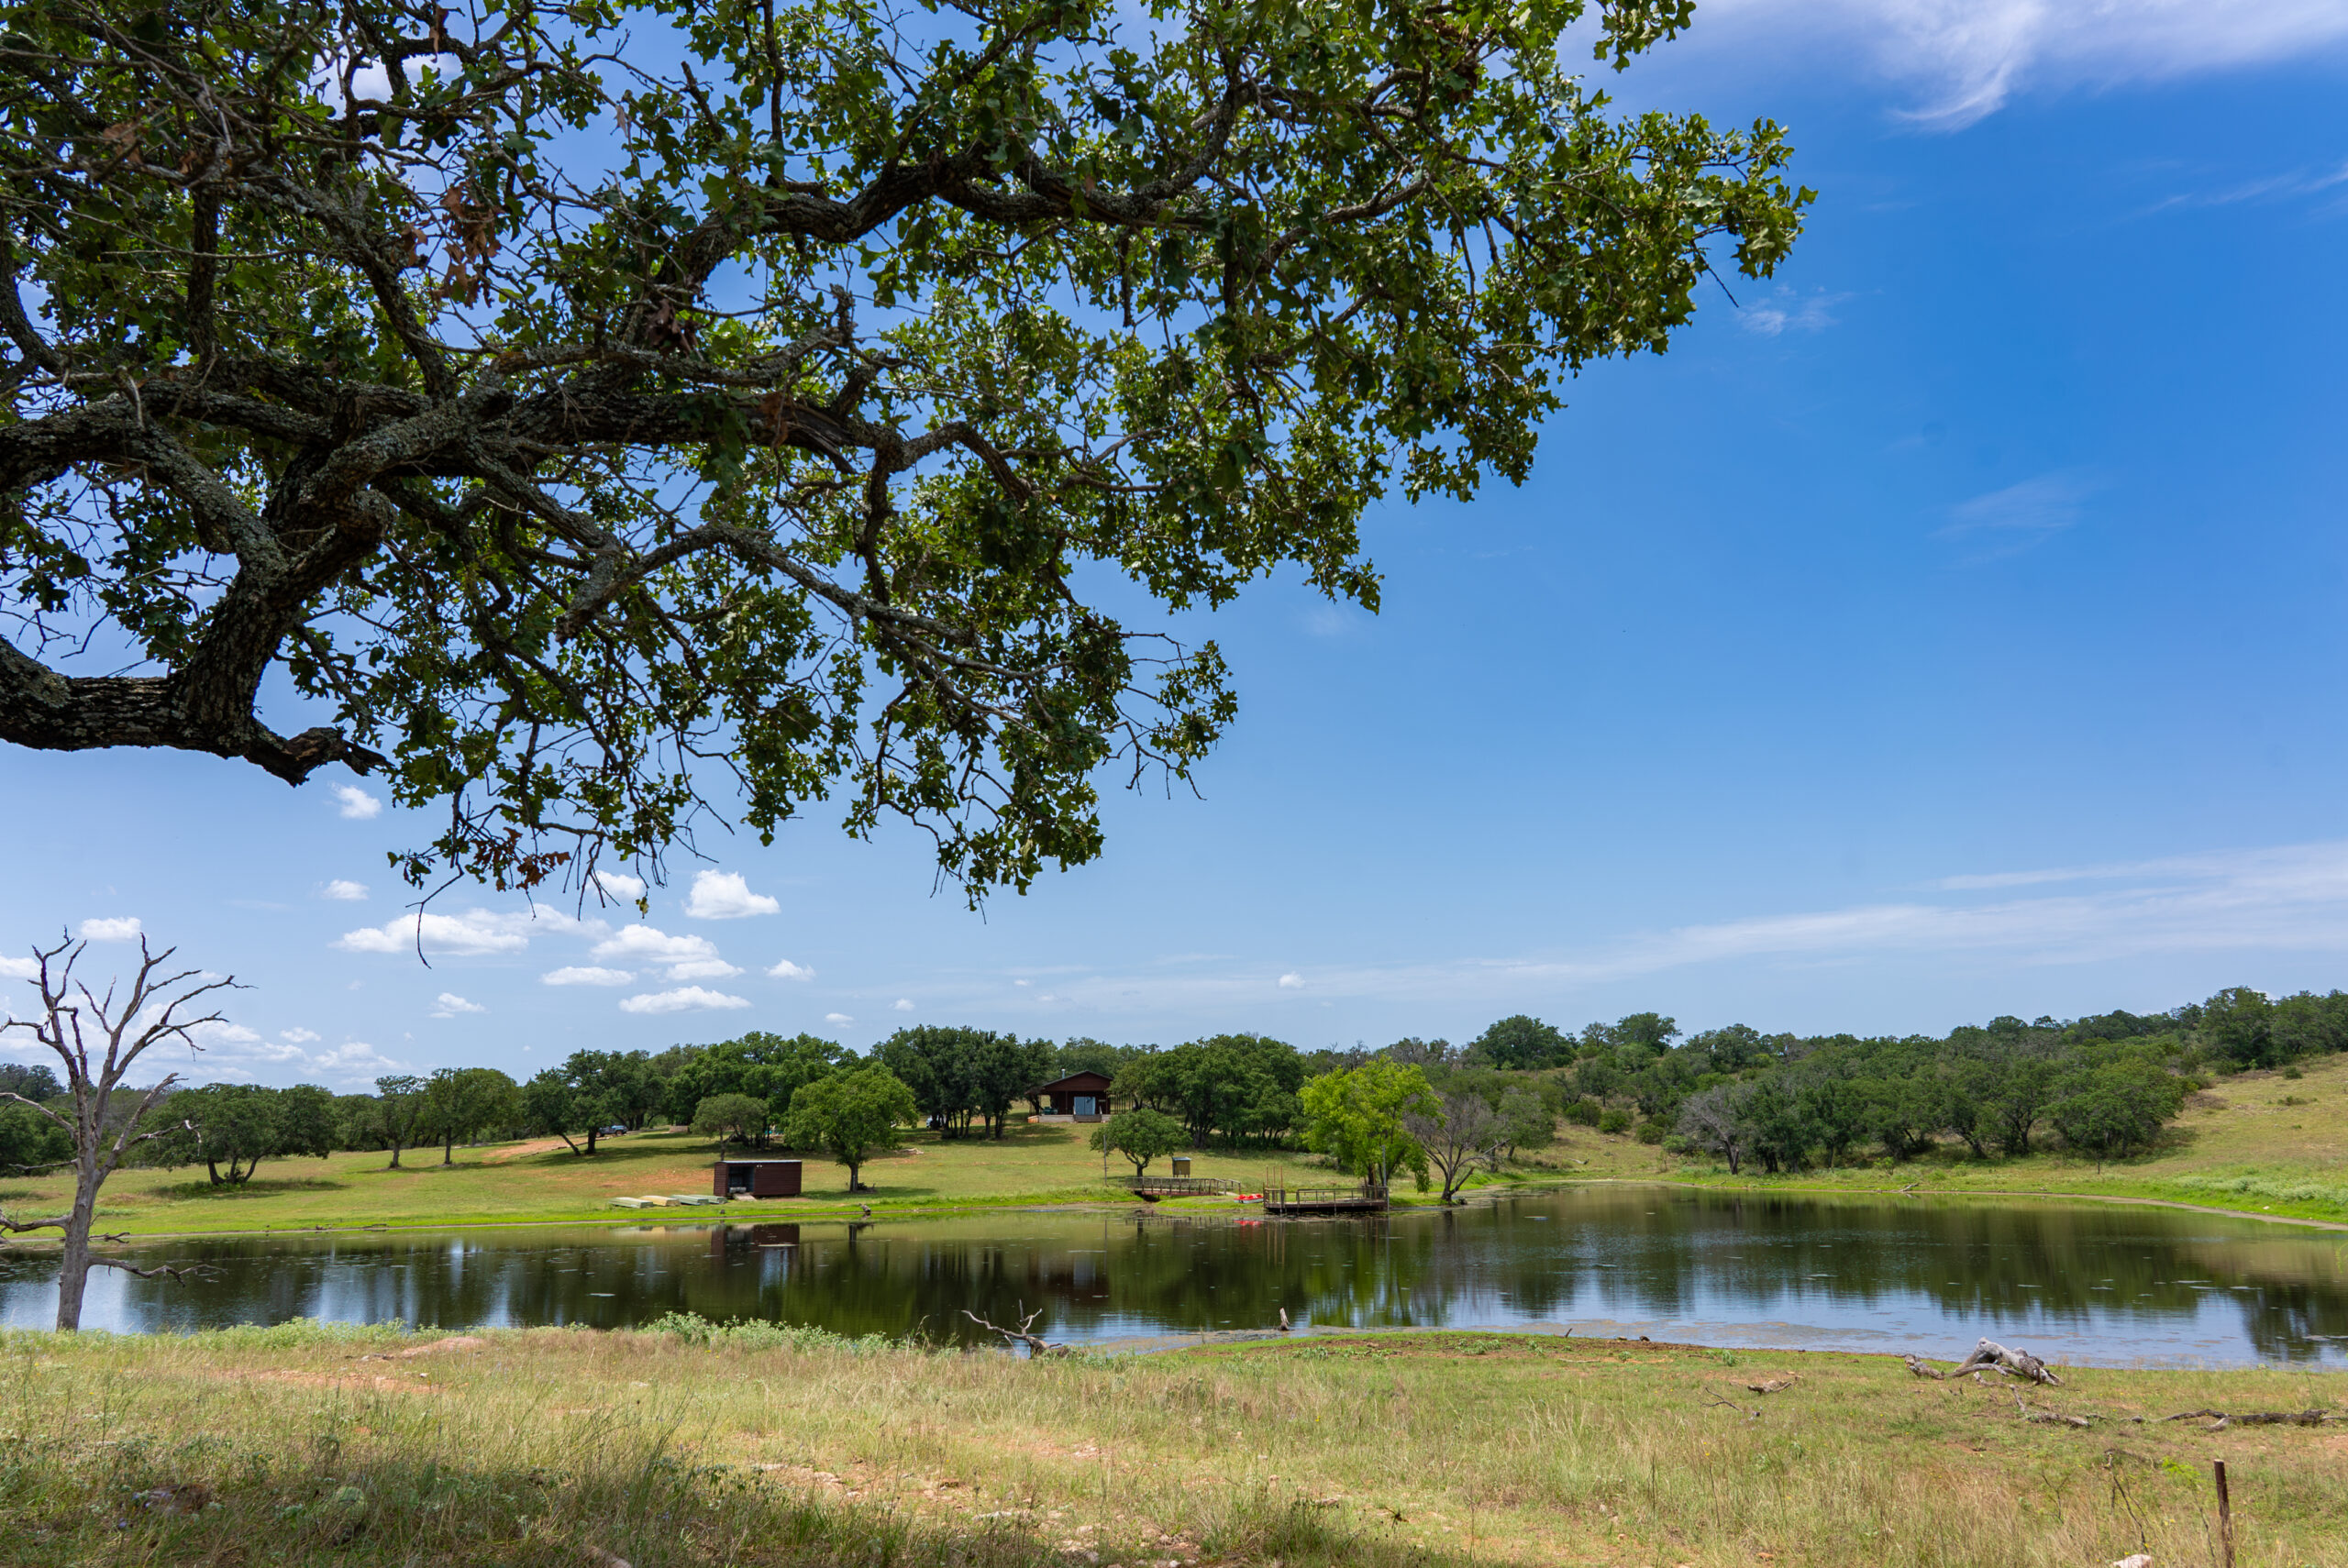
6, 1187, 2344, 1367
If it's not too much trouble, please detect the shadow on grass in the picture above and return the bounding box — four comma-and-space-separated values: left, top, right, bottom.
141, 1176, 350, 1201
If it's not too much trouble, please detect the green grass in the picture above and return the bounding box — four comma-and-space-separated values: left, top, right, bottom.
6, 1052, 2345, 1241
4, 1320, 2342, 1566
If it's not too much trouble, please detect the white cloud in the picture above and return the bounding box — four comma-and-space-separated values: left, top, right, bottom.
666, 957, 745, 981
185, 1019, 264, 1048
78, 917, 142, 943
618, 986, 751, 1014
825, 1011, 854, 1023
768, 958, 815, 981
429, 992, 486, 1018
1278, 973, 1304, 989
320, 879, 370, 901
542, 966, 637, 987
593, 924, 718, 964
281, 1027, 322, 1043
592, 924, 736, 980
892, 998, 914, 1011
337, 909, 539, 956
684, 869, 781, 920
0, 956, 39, 981
313, 51, 461, 108
333, 784, 382, 820
589, 869, 647, 904
1698, 0, 2348, 129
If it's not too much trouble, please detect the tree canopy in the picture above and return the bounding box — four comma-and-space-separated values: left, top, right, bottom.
0, 0, 1804, 900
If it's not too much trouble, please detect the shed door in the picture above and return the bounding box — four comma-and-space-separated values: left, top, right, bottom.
1073, 1095, 1096, 1116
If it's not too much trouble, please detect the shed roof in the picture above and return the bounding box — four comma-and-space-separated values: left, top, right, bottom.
1032, 1071, 1113, 1093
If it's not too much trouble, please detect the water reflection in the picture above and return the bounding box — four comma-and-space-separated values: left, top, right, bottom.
4, 1188, 2342, 1367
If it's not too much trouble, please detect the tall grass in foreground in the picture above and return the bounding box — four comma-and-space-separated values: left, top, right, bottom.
1, 1320, 2342, 1567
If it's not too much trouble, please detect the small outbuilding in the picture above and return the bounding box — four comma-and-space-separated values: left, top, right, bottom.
712, 1158, 803, 1198
1029, 1071, 1113, 1122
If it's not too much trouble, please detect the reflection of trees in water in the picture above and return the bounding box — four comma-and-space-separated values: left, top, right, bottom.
12, 1196, 2341, 1364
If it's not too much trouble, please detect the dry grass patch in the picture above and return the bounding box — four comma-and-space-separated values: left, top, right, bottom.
3, 1322, 2342, 1567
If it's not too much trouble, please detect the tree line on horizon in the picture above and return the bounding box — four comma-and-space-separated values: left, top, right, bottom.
6, 983, 2339, 1189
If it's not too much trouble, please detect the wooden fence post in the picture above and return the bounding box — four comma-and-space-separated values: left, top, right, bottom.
2213, 1459, 2232, 1568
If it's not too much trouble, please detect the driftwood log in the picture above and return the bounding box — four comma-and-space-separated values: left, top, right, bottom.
2011, 1391, 2090, 1428
1904, 1339, 2063, 1386
2162, 1408, 2338, 1430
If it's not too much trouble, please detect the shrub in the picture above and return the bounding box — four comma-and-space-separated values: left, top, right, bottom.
1597, 1107, 1632, 1135
1565, 1097, 1602, 1127
1634, 1119, 1668, 1145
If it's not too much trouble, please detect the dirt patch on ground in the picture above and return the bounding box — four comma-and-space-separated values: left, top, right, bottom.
482, 1138, 575, 1163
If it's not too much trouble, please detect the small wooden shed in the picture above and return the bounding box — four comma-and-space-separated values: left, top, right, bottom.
1030, 1070, 1113, 1121
713, 1158, 803, 1198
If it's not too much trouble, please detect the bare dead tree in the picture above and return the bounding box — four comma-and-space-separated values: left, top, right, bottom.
0, 933, 236, 1328
1401, 1090, 1510, 1204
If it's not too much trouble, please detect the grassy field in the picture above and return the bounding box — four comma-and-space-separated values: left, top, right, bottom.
0, 1119, 1385, 1237
1654, 1053, 2348, 1227
4, 1054, 2343, 1240
4, 1319, 2340, 1568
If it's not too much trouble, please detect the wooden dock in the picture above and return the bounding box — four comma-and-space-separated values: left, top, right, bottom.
1124, 1176, 1242, 1201
1261, 1183, 1389, 1214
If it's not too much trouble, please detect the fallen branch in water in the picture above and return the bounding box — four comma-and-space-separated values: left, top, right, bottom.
962, 1302, 1069, 1358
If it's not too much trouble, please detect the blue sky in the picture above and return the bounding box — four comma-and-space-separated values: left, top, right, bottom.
6, 1, 2348, 1086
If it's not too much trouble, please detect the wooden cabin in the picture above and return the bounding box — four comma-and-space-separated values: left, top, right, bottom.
712, 1158, 803, 1198
1028, 1070, 1113, 1122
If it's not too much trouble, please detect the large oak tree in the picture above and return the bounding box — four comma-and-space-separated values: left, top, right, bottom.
0, 0, 1804, 900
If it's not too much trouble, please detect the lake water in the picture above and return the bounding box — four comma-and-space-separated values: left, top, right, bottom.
6, 1187, 2344, 1367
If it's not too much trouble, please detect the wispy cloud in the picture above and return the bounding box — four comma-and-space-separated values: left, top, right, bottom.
966, 840, 2348, 1013
768, 958, 815, 981
281, 1027, 321, 1043
683, 869, 780, 920
1738, 287, 1850, 336
320, 879, 369, 901
429, 992, 486, 1018
825, 1011, 854, 1023
0, 955, 39, 981
1936, 471, 2098, 560
1700, 0, 2348, 129
892, 998, 914, 1011
77, 916, 142, 943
